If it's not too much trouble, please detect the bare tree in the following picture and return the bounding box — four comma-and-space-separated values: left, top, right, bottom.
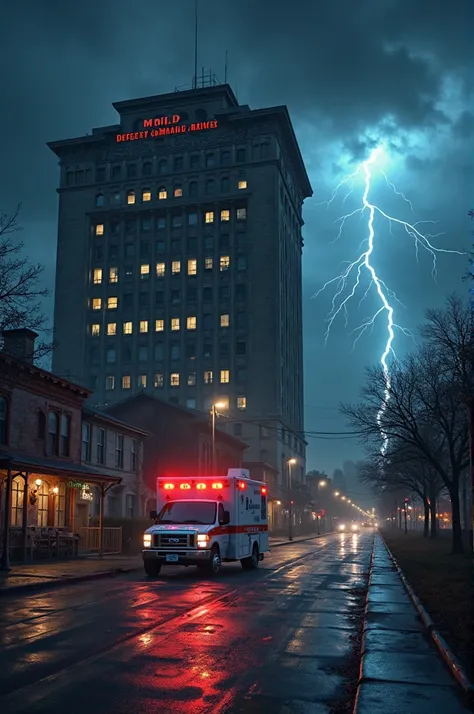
0, 205, 52, 361
359, 445, 444, 538
341, 340, 469, 554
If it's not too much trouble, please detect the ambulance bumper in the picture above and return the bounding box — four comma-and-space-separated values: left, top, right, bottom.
142, 549, 210, 565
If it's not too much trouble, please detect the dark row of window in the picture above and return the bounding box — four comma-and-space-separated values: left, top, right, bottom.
81, 423, 137, 471
89, 339, 248, 361
93, 234, 246, 262
0, 403, 71, 457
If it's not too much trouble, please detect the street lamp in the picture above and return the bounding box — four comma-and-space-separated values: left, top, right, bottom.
210, 402, 227, 475
334, 491, 340, 497
287, 458, 297, 542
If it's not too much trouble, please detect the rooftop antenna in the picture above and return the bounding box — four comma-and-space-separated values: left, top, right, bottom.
224, 50, 228, 83
193, 0, 198, 89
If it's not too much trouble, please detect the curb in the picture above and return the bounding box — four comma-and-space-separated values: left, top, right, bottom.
0, 565, 141, 597
352, 534, 377, 713
380, 535, 474, 700
270, 531, 334, 548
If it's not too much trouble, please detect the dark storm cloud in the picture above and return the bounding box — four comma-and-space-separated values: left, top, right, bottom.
0, 0, 471, 473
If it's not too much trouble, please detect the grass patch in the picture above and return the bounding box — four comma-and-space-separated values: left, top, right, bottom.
382, 530, 474, 682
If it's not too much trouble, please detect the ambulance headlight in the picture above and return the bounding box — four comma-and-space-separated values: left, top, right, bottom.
143, 533, 152, 548
197, 534, 209, 548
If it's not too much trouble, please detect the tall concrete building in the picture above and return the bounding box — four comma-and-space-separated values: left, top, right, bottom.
48, 81, 312, 495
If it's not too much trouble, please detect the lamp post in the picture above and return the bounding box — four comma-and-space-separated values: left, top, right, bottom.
210, 402, 226, 475
288, 458, 297, 541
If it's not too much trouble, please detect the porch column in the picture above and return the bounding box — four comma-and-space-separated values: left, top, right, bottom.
0, 469, 12, 572
99, 484, 105, 559
21, 473, 29, 563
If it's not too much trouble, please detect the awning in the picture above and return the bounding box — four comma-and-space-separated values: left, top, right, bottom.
0, 451, 122, 487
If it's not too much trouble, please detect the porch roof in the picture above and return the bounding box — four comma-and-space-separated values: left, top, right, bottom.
0, 451, 122, 487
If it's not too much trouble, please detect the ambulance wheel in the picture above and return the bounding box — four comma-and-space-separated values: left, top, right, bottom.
144, 561, 162, 577
207, 546, 222, 575
241, 544, 259, 570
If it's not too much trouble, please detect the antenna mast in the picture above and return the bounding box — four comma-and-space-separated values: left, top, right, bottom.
224, 50, 228, 83
193, 0, 198, 89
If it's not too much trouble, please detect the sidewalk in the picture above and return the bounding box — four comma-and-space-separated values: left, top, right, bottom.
0, 554, 143, 596
354, 534, 472, 713
0, 532, 326, 596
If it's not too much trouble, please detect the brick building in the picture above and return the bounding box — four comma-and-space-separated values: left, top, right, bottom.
0, 329, 146, 567
103, 393, 247, 500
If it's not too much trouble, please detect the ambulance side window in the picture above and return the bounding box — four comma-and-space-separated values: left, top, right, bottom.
218, 503, 225, 524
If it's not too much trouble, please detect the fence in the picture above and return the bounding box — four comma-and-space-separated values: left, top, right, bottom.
78, 527, 122, 554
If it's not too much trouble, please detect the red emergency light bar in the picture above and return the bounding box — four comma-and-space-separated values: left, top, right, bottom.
237, 481, 247, 490
160, 480, 229, 491
261, 486, 268, 495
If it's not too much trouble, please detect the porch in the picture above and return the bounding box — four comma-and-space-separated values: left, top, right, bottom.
0, 451, 122, 571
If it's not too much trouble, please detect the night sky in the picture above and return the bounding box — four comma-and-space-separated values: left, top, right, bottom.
1, 1, 472, 480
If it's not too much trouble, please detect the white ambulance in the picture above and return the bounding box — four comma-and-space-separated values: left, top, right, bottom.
142, 468, 269, 576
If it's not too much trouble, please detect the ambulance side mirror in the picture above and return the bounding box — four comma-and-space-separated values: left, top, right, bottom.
149, 510, 157, 519
220, 510, 230, 526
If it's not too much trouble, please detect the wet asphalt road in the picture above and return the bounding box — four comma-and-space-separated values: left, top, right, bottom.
0, 532, 374, 714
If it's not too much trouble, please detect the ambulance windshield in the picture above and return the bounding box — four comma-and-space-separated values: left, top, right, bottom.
156, 501, 217, 525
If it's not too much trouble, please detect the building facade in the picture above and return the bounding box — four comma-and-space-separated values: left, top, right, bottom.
0, 329, 147, 564
48, 82, 312, 494
80, 407, 150, 524
103, 393, 247, 499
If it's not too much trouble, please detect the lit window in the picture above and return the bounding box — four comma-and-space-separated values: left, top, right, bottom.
156, 262, 165, 278
127, 190, 135, 205
187, 372, 196, 386
170, 373, 180, 387
174, 187, 183, 197
205, 211, 214, 224
122, 375, 131, 389
187, 316, 197, 330
154, 372, 164, 388
93, 268, 102, 284
95, 224, 104, 236
140, 320, 148, 333
158, 187, 167, 200
171, 318, 180, 331
187, 259, 197, 276
155, 319, 164, 332
204, 370, 213, 385
220, 256, 230, 271
220, 369, 230, 384
106, 376, 115, 390
123, 322, 133, 334
107, 297, 118, 309
109, 267, 118, 283
220, 209, 230, 222
238, 180, 247, 190
138, 375, 147, 388
140, 264, 150, 279
107, 323, 117, 336
91, 324, 100, 336
237, 207, 247, 220
204, 257, 213, 270
92, 298, 102, 310
172, 261, 181, 275
220, 314, 230, 327
237, 396, 247, 410
142, 189, 151, 202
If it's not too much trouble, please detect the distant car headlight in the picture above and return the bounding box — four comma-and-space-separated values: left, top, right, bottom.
338, 524, 346, 531
351, 524, 358, 531
143, 533, 152, 548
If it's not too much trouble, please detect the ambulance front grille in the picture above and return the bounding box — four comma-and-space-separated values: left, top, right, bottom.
154, 534, 195, 548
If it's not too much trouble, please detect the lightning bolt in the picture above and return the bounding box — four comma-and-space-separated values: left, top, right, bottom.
314, 144, 464, 453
